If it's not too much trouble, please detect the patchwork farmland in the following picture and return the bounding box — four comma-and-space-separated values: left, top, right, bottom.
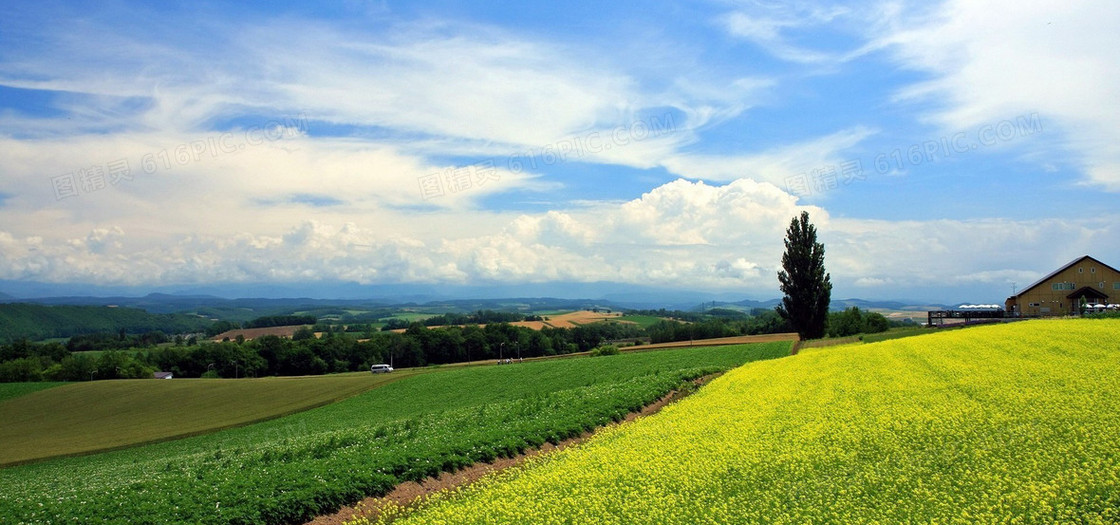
349, 319, 1120, 524
0, 342, 790, 524
396, 309, 638, 331
1, 319, 1117, 524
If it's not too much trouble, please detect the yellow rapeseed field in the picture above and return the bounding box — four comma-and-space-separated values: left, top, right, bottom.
350, 319, 1120, 524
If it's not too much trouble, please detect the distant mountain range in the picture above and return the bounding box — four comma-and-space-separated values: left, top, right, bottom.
0, 283, 953, 314
708, 297, 949, 313
0, 283, 958, 342
0, 279, 772, 310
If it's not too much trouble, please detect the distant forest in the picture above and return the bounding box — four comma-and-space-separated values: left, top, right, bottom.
0, 304, 212, 343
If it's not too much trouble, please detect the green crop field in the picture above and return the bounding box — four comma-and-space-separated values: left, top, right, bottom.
857, 325, 934, 344
364, 319, 1120, 524
0, 371, 426, 465
615, 314, 665, 329
0, 382, 64, 403
382, 312, 437, 322
0, 341, 790, 524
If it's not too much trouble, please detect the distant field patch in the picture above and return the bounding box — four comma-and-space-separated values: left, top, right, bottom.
0, 382, 64, 402
384, 312, 437, 322
541, 310, 627, 329
626, 332, 800, 351
0, 371, 424, 465
210, 324, 310, 341
530, 309, 571, 316
615, 314, 665, 329
402, 310, 633, 332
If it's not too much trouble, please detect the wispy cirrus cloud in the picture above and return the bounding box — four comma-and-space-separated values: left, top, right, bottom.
716, 2, 858, 64
660, 126, 877, 185
875, 0, 1120, 190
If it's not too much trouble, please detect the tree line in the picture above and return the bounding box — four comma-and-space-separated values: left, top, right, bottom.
379, 309, 538, 331
647, 310, 792, 343
0, 320, 645, 382
0, 303, 901, 383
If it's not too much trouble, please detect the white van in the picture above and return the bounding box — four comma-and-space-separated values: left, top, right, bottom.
370, 364, 394, 374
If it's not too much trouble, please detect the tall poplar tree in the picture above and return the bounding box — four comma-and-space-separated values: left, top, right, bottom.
776, 211, 832, 339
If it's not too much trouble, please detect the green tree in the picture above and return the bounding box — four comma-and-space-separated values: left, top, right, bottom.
0, 357, 43, 382
53, 353, 98, 381
292, 326, 316, 341
827, 307, 864, 338
861, 312, 890, 333
776, 211, 832, 339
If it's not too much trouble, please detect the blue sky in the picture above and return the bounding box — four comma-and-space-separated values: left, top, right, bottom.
0, 1, 1118, 303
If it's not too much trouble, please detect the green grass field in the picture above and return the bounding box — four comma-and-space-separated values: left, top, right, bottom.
0, 342, 790, 524
0, 370, 426, 465
368, 319, 1120, 524
798, 326, 933, 350
381, 312, 437, 322
0, 382, 64, 402
532, 309, 574, 316
615, 314, 665, 329
857, 325, 932, 343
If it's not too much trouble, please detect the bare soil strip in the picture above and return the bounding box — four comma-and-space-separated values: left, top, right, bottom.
427, 333, 799, 369
304, 375, 719, 525
622, 332, 800, 352
210, 325, 308, 342
391, 310, 631, 332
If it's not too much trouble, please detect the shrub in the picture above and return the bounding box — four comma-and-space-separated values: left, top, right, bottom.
589, 345, 620, 357
0, 357, 43, 382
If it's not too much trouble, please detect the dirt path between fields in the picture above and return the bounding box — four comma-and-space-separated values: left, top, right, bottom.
622, 332, 800, 352
304, 374, 718, 525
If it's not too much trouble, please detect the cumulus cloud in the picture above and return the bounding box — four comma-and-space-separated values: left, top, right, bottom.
0, 178, 813, 289
608, 178, 819, 246
6, 171, 1112, 303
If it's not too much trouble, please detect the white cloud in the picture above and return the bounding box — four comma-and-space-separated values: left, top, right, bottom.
0, 178, 814, 289
609, 178, 820, 246
0, 128, 555, 248
244, 22, 640, 148
1, 172, 1117, 303
2, 2, 1116, 305
718, 3, 852, 63
0, 14, 726, 157
877, 0, 1120, 189
825, 216, 1120, 296
661, 126, 876, 185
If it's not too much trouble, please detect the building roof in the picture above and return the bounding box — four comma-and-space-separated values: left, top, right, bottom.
1068, 286, 1110, 300
1013, 255, 1120, 298
153, 371, 173, 379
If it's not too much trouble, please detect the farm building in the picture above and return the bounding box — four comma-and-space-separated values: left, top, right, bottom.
1005, 255, 1120, 316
